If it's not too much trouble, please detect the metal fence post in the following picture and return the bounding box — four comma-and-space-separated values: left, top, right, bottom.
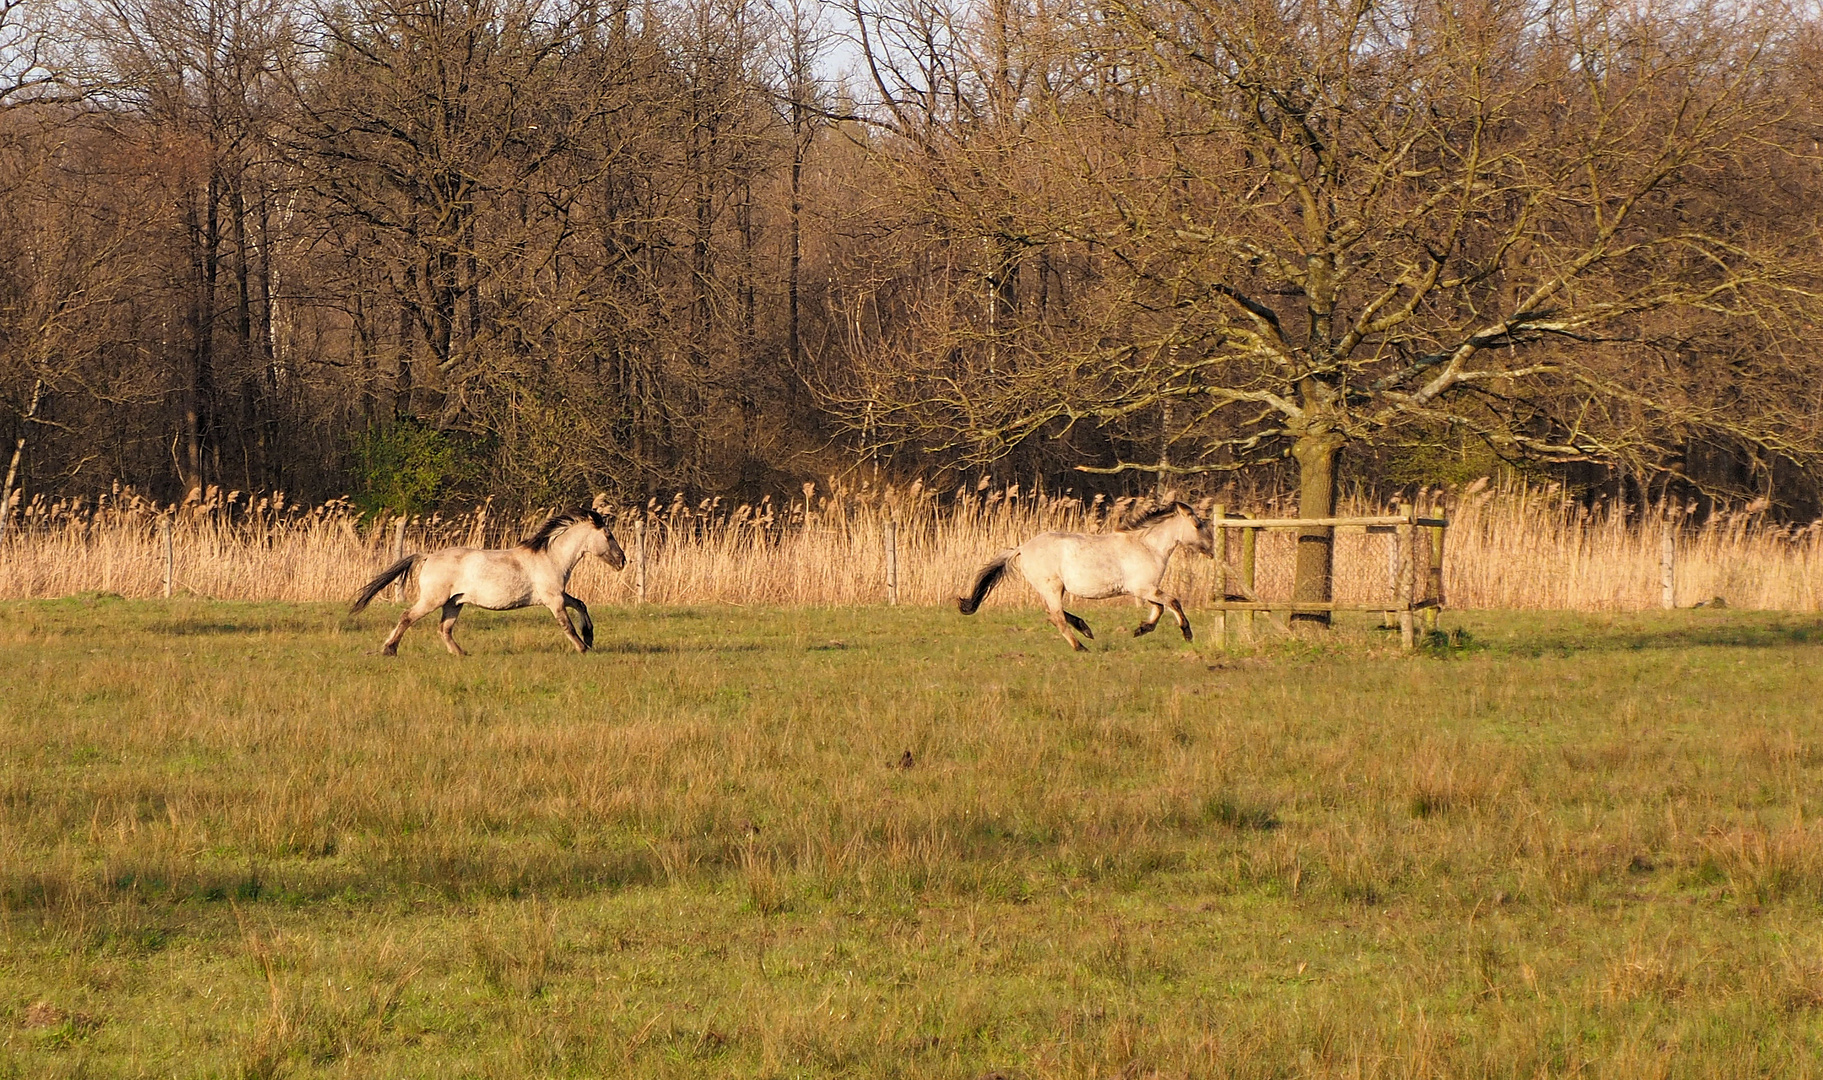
390, 516, 407, 602
884, 516, 899, 606
161, 514, 173, 599
634, 516, 647, 604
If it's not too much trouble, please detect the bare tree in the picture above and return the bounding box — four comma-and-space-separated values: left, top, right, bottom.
838, 0, 1823, 616
81, 0, 297, 499
0, 123, 146, 536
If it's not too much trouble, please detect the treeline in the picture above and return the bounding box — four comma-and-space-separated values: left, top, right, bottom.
3, 0, 1822, 520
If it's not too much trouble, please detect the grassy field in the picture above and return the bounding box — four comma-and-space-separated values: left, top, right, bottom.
3, 598, 1823, 1078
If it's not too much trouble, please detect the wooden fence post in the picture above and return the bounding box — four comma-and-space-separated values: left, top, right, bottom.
1423, 512, 1445, 636
1399, 504, 1417, 649
161, 514, 173, 599
1240, 525, 1257, 641
884, 516, 899, 606
1661, 531, 1676, 610
1212, 503, 1227, 645
1385, 525, 1400, 627
634, 517, 647, 604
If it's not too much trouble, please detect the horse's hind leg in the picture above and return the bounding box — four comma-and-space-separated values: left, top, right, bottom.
549, 601, 588, 653
1046, 607, 1088, 652
381, 596, 440, 656
563, 593, 594, 650
1063, 611, 1095, 640
437, 599, 467, 657
1029, 579, 1086, 652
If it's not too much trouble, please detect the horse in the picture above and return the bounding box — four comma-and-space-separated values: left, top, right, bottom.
350, 507, 626, 656
956, 501, 1213, 651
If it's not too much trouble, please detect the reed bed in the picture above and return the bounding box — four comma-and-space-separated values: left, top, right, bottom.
2, 478, 1819, 610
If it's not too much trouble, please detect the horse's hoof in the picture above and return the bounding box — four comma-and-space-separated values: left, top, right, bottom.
1181, 627, 1194, 642
1133, 623, 1156, 637
1071, 642, 1089, 652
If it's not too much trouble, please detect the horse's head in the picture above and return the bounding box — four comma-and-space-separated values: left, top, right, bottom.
1170, 501, 1216, 557
583, 509, 628, 570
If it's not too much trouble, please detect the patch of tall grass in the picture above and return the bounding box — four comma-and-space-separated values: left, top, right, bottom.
2, 477, 1818, 609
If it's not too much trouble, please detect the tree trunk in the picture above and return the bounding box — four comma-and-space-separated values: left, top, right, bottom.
181, 180, 219, 502
1291, 430, 1345, 627
787, 132, 802, 371
396, 267, 416, 420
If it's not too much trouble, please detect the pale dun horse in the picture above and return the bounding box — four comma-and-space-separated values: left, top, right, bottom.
351, 507, 626, 655
957, 501, 1214, 651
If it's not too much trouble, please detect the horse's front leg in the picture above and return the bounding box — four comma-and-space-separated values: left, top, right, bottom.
563, 592, 594, 650
1134, 587, 1193, 642
548, 599, 589, 653
1133, 599, 1163, 637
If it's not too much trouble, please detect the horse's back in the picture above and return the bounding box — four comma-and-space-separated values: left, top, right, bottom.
1019, 531, 1149, 600
421, 546, 537, 609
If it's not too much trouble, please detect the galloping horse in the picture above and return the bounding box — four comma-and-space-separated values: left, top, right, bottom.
957, 501, 1213, 651
351, 507, 626, 656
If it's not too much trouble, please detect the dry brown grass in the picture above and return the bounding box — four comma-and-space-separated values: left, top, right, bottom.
2, 477, 1818, 610
4, 602, 1823, 1076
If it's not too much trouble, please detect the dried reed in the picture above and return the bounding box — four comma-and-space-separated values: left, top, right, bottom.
2, 477, 1818, 610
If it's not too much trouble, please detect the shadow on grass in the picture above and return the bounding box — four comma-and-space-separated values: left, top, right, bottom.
1470, 615, 1823, 657
162, 620, 279, 636
468, 640, 767, 656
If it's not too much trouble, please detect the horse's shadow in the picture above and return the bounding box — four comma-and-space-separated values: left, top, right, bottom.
456, 639, 766, 657
593, 640, 765, 655
164, 619, 317, 637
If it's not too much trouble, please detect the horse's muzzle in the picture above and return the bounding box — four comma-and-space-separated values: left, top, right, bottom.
605, 536, 628, 570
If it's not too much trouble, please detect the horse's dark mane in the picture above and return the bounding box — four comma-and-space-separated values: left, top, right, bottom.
1118, 501, 1197, 532
520, 507, 607, 551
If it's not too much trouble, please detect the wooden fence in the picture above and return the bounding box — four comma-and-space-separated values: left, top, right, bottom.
1208, 504, 1448, 648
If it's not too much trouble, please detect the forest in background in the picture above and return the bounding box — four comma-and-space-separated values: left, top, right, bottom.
3, 0, 1823, 521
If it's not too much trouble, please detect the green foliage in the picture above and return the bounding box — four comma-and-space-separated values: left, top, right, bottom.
1421, 626, 1483, 656
348, 420, 468, 516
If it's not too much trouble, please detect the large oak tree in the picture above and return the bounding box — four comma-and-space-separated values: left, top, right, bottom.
840, 0, 1823, 613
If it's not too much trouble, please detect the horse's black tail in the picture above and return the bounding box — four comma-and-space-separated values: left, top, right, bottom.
957, 552, 1012, 615
350, 554, 419, 613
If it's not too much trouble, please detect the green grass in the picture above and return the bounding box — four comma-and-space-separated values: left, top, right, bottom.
3, 598, 1823, 1077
